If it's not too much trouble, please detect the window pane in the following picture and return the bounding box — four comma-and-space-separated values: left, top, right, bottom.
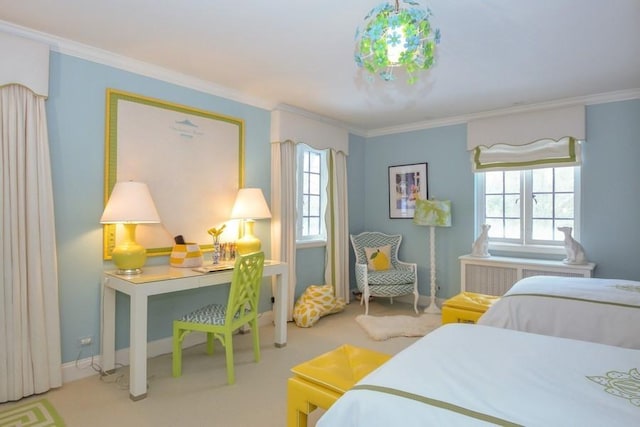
309, 195, 320, 215
532, 168, 553, 192
504, 219, 520, 239
504, 171, 520, 193
303, 173, 309, 193
309, 153, 321, 173
532, 219, 554, 240
555, 167, 574, 192
309, 173, 320, 195
308, 217, 320, 235
302, 218, 309, 236
302, 195, 309, 216
486, 218, 504, 238
555, 193, 574, 218
532, 193, 552, 218
504, 194, 520, 218
485, 172, 503, 193
486, 195, 504, 217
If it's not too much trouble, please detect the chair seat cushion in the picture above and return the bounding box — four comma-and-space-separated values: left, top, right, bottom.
367, 269, 414, 285
181, 303, 232, 325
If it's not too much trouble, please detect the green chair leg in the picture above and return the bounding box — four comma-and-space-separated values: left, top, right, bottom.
224, 330, 235, 384
172, 324, 182, 377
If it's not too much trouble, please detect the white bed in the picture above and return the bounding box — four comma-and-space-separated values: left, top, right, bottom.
478, 275, 640, 349
317, 324, 640, 427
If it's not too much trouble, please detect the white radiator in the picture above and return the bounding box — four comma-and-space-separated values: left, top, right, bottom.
459, 255, 596, 296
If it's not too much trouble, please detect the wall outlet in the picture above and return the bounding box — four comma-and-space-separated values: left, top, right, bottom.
78, 336, 93, 347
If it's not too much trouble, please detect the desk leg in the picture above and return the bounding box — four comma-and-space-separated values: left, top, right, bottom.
101, 279, 116, 373
274, 269, 288, 347
129, 293, 148, 400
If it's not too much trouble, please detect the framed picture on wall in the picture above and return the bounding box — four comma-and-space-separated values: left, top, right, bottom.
388, 163, 428, 219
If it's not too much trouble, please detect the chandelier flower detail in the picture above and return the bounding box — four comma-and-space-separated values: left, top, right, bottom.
354, 0, 441, 84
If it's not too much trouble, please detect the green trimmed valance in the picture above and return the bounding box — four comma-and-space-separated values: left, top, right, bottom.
471, 137, 581, 172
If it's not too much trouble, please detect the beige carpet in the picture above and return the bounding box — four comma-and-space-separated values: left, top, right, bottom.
355, 313, 442, 341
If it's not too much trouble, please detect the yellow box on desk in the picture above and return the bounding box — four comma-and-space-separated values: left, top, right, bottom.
442, 292, 500, 324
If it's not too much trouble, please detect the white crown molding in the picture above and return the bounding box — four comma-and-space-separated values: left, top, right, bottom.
365, 88, 640, 138
0, 20, 276, 112
2, 20, 638, 139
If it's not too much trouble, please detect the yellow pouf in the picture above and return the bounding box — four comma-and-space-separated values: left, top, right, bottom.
442, 292, 500, 324
287, 344, 390, 427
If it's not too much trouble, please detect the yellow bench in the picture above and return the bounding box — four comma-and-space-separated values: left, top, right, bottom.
442, 292, 500, 324
287, 344, 391, 427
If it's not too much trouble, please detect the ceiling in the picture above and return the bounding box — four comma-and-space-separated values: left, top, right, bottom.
1, 0, 639, 135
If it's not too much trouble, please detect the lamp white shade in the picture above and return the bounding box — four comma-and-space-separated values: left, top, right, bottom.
100, 181, 161, 224
230, 188, 272, 220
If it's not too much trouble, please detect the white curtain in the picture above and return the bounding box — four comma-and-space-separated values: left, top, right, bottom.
0, 84, 62, 402
271, 140, 297, 320
324, 149, 350, 303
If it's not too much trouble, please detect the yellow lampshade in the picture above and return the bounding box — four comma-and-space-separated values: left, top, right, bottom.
230, 188, 271, 255
101, 181, 161, 275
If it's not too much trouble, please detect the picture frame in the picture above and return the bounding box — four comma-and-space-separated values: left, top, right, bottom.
388, 162, 428, 219
103, 89, 245, 259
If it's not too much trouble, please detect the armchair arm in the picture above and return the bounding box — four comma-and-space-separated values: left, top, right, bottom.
396, 260, 417, 273
354, 262, 368, 292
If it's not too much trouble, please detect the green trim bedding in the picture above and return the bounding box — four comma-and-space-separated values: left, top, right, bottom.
317, 324, 639, 426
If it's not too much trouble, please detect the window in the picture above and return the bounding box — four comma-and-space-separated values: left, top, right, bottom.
296, 144, 327, 244
476, 166, 580, 253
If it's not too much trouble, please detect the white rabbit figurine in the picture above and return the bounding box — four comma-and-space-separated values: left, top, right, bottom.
471, 224, 491, 257
557, 226, 588, 265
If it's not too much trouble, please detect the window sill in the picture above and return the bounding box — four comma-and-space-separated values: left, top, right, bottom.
488, 242, 566, 258
296, 240, 327, 249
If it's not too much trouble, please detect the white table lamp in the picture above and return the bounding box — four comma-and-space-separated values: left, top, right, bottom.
100, 181, 161, 275
230, 188, 272, 255
413, 199, 451, 314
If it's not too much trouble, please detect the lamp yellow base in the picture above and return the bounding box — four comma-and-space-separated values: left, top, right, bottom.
236, 220, 261, 255
112, 223, 147, 275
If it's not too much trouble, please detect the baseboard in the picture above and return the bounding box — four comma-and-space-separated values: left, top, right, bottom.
61, 310, 275, 384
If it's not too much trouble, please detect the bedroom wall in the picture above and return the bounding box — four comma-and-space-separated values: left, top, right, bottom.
41, 47, 640, 367
581, 99, 640, 280
47, 52, 272, 363
355, 124, 473, 300
351, 99, 640, 302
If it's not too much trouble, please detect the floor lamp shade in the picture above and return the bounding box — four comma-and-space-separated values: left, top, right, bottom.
230, 188, 272, 255
413, 199, 451, 314
100, 181, 161, 275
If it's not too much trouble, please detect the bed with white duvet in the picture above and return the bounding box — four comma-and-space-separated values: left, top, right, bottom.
317, 324, 640, 427
478, 275, 640, 349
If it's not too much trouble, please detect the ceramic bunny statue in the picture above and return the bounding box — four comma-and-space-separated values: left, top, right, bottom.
471, 224, 491, 257
557, 226, 588, 265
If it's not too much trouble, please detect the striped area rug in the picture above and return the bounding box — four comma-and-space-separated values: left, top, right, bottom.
0, 399, 65, 427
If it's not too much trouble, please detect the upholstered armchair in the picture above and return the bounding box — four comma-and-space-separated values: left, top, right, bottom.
350, 232, 419, 315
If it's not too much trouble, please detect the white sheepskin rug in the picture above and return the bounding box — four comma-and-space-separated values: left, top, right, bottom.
355, 314, 442, 341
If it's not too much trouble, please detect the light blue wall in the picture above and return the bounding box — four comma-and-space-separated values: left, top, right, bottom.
45, 49, 640, 364
351, 125, 472, 299
348, 99, 640, 302
581, 100, 640, 280
47, 52, 271, 363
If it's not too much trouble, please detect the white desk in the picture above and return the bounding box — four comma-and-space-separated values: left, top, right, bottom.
101, 260, 288, 401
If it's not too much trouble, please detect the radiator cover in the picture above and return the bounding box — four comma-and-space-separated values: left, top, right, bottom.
459, 254, 596, 296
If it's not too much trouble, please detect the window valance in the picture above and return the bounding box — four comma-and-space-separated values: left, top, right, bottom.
467, 105, 585, 172
271, 108, 349, 155
0, 32, 49, 97
471, 136, 581, 172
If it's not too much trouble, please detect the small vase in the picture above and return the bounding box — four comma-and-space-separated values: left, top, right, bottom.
212, 240, 221, 264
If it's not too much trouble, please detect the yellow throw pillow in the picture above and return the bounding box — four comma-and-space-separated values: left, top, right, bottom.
364, 245, 391, 271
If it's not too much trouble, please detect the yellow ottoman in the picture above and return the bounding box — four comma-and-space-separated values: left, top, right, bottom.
442, 292, 500, 324
287, 344, 391, 427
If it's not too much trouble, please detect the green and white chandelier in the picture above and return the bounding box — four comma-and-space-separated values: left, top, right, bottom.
354, 0, 441, 84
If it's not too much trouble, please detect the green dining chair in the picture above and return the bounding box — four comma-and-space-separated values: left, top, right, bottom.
172, 251, 265, 384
